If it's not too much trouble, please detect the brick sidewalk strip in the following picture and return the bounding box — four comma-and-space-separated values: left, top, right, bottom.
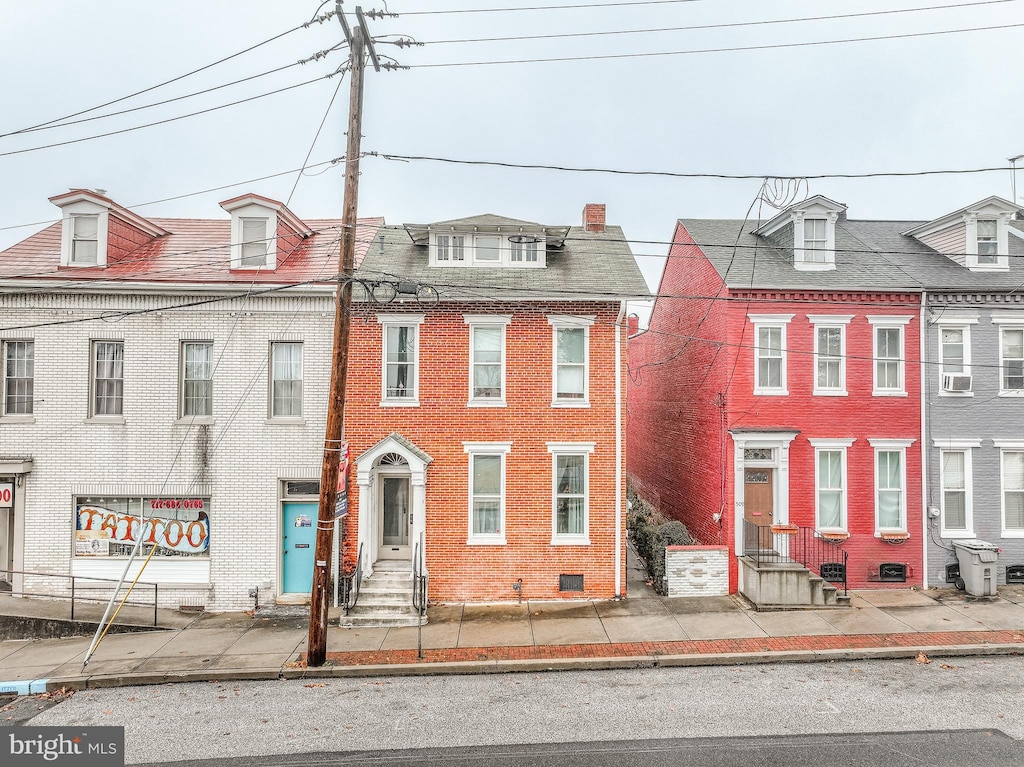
306, 629, 1024, 667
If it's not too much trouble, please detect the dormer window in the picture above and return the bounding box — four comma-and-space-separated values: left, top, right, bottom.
511, 239, 538, 263
803, 219, 828, 262
240, 218, 269, 267
71, 214, 99, 265
752, 195, 846, 273
475, 235, 501, 263
437, 235, 465, 262
976, 219, 998, 264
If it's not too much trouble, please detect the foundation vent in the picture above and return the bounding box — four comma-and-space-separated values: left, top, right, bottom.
559, 574, 584, 592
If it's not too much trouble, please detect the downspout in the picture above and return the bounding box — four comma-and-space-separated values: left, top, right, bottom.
920, 290, 929, 589
615, 302, 625, 597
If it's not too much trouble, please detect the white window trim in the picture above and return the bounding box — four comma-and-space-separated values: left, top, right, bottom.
748, 314, 794, 396
230, 210, 278, 270
793, 211, 838, 271
464, 442, 512, 545
991, 318, 1024, 397
377, 314, 425, 407
464, 314, 511, 407
269, 341, 304, 422
429, 231, 547, 268
548, 442, 595, 545
808, 315, 853, 396
869, 438, 915, 536
2, 339, 34, 420
548, 315, 594, 407
60, 206, 109, 268
935, 444, 975, 539
934, 319, 975, 397
963, 211, 1011, 271
809, 438, 854, 534
178, 341, 214, 423
867, 316, 911, 397
87, 339, 125, 423
996, 442, 1024, 538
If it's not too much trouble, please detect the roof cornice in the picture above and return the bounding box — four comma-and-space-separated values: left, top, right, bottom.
48, 189, 170, 238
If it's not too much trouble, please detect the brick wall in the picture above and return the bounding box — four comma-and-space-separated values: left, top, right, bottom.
665, 546, 729, 597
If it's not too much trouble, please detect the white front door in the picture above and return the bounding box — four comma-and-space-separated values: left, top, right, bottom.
378, 475, 411, 560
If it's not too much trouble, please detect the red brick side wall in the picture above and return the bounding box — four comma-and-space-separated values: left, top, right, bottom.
106, 217, 155, 263
342, 300, 626, 602
628, 222, 924, 592
277, 220, 305, 261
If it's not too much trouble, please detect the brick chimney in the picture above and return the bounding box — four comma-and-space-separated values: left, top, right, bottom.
583, 203, 606, 233
627, 314, 639, 336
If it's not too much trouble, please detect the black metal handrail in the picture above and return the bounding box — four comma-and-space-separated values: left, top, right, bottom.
2, 568, 160, 626
741, 520, 848, 596
341, 543, 363, 616
412, 537, 428, 659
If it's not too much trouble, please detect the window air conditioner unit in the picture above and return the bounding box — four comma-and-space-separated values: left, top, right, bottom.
942, 374, 972, 392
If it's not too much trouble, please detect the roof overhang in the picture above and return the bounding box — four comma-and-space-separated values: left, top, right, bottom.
901, 195, 1022, 237
219, 193, 312, 236
49, 189, 170, 238
403, 222, 571, 248
752, 195, 848, 237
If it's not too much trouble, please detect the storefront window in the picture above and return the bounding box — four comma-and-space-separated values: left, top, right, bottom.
74, 496, 210, 558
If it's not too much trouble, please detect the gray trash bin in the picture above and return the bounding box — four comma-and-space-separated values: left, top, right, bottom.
952, 539, 1000, 596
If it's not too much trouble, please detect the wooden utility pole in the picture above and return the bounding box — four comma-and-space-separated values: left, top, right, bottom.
307, 3, 378, 668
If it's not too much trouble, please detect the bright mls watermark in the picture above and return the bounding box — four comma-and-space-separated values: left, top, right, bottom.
6, 727, 123, 766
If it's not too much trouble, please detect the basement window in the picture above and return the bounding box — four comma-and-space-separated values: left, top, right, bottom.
1006, 564, 1024, 584
878, 562, 907, 582
819, 562, 846, 582
945, 562, 961, 584
559, 574, 584, 592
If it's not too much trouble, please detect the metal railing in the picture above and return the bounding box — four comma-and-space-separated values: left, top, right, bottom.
412, 536, 428, 660
2, 569, 160, 626
741, 520, 848, 596
341, 543, 363, 616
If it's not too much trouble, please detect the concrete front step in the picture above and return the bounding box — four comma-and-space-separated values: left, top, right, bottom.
337, 612, 425, 628
740, 556, 851, 610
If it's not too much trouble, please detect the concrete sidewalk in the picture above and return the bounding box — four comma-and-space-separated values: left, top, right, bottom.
2, 552, 1024, 693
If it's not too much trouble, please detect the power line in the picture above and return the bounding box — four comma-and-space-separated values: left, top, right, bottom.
407, 20, 1024, 67
414, 1, 1019, 46
0, 16, 323, 139
0, 73, 339, 160
371, 150, 1012, 181
393, 0, 708, 15
8, 48, 345, 138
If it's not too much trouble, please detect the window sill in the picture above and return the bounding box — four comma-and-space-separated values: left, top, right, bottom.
938, 391, 973, 397
550, 400, 591, 408
467, 537, 506, 546
875, 531, 910, 540
175, 417, 214, 426
940, 531, 976, 539
872, 391, 907, 397
550, 537, 591, 546
812, 390, 848, 397
379, 399, 420, 408
84, 416, 126, 425
816, 530, 849, 541
0, 415, 35, 424
1000, 530, 1024, 538
467, 400, 507, 408
998, 390, 1024, 398
753, 390, 789, 397
267, 417, 306, 426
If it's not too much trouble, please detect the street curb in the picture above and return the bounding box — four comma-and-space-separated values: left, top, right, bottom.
17, 642, 1022, 691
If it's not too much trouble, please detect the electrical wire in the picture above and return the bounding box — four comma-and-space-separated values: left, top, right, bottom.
415, 1, 1020, 45
393, 0, 709, 14
408, 21, 1024, 67
0, 73, 339, 160
1, 16, 318, 139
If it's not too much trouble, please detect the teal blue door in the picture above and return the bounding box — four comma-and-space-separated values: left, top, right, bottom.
282, 502, 317, 593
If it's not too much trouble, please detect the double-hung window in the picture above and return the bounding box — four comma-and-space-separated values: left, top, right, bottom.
91, 340, 124, 417
996, 442, 1024, 536
868, 317, 911, 396
810, 439, 853, 533
803, 219, 827, 262
934, 314, 977, 394
1000, 327, 1024, 394
549, 442, 594, 544
240, 218, 269, 267
474, 235, 501, 263
976, 219, 999, 264
465, 315, 510, 405
748, 314, 793, 395
180, 341, 213, 418
934, 440, 979, 538
270, 342, 303, 418
71, 215, 99, 265
870, 439, 914, 535
511, 239, 538, 263
379, 314, 424, 405
549, 315, 593, 406
465, 442, 511, 545
436, 234, 465, 262
809, 316, 851, 395
3, 340, 34, 416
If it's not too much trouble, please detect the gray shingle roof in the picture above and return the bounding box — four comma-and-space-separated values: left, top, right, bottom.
680, 217, 1024, 293
356, 223, 650, 301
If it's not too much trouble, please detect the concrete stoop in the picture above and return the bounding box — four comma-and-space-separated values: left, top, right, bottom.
739, 557, 851, 611
337, 561, 426, 628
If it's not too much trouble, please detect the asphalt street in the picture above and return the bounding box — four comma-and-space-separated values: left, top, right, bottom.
25, 657, 1024, 764
135, 731, 1023, 767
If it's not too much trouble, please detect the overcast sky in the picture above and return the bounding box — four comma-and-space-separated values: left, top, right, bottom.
2, 0, 1024, 309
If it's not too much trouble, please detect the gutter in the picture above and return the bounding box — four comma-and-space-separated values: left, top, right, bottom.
615, 302, 625, 598
920, 290, 929, 589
